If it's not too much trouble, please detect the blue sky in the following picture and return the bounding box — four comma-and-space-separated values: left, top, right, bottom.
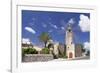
22, 10, 90, 47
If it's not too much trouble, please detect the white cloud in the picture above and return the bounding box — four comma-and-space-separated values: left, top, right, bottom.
53, 40, 59, 44
61, 26, 65, 30
25, 27, 36, 34
84, 42, 90, 50
49, 22, 58, 29
68, 18, 75, 24
48, 17, 52, 21
48, 22, 53, 25
29, 23, 34, 25
42, 23, 47, 28
53, 25, 57, 29
51, 24, 58, 29
22, 38, 31, 44
48, 30, 53, 33
78, 14, 90, 32
32, 17, 36, 21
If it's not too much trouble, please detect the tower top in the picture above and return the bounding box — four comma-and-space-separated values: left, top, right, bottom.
67, 23, 72, 32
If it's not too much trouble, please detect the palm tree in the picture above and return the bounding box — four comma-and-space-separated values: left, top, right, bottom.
39, 32, 51, 48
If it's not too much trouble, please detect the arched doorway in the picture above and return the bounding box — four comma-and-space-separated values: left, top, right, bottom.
69, 52, 73, 58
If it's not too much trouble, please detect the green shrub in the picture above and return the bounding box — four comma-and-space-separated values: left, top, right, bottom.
22, 48, 25, 57
22, 48, 38, 55
42, 48, 50, 54
58, 53, 67, 58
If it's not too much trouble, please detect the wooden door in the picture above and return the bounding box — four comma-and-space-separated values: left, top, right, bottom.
69, 52, 73, 58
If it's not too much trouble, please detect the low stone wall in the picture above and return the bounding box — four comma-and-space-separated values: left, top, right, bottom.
22, 54, 54, 62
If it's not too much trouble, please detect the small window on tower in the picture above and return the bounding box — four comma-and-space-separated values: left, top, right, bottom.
68, 29, 71, 32
71, 42, 72, 44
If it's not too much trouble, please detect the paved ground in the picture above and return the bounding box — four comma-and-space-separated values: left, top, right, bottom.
49, 56, 90, 62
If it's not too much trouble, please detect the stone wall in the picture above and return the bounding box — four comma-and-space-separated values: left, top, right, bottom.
22, 54, 54, 62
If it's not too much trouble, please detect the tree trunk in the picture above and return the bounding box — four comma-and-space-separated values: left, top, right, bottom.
44, 42, 47, 48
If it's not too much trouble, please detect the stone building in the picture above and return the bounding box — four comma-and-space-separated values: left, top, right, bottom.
22, 39, 33, 49
65, 24, 75, 59
22, 43, 33, 49
58, 44, 66, 56
53, 43, 59, 58
75, 44, 82, 57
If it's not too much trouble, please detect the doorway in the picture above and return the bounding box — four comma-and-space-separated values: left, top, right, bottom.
69, 52, 73, 58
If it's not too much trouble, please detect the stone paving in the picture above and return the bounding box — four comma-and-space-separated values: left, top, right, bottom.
49, 56, 90, 62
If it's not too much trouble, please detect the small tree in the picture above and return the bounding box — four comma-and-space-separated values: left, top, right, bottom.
86, 50, 90, 56
39, 32, 51, 48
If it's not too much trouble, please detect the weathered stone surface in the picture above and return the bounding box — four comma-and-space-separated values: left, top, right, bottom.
22, 54, 54, 62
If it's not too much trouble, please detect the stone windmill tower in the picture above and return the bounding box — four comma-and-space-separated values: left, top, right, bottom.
65, 23, 75, 59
